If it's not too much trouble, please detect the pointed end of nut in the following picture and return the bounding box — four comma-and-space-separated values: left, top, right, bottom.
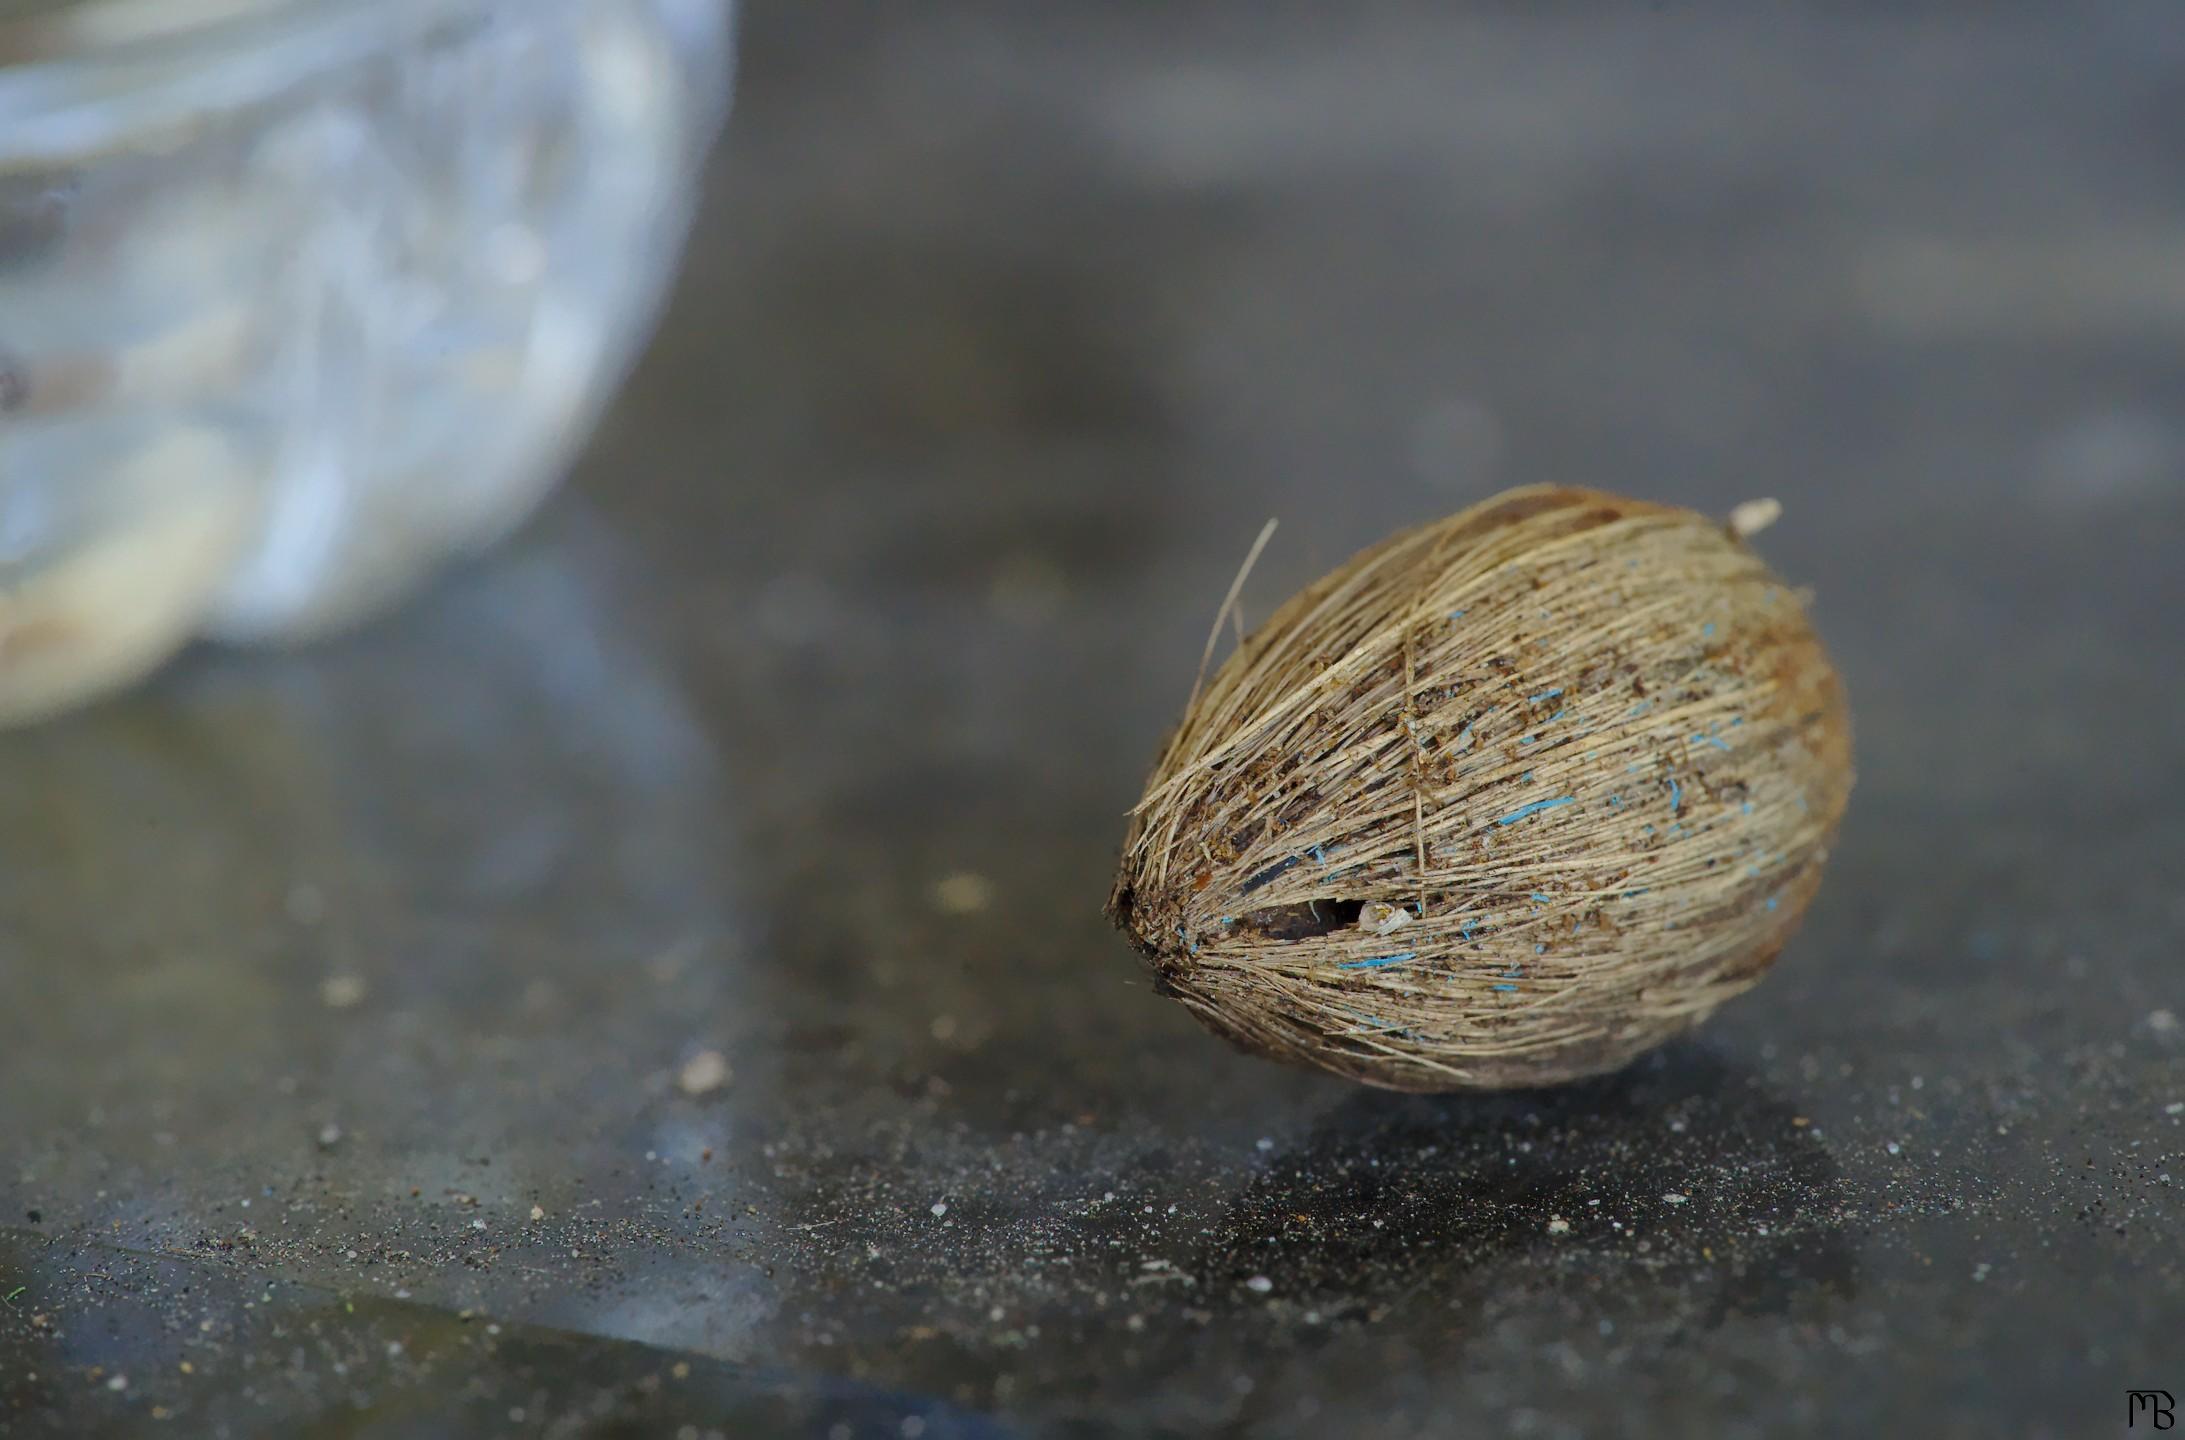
1727, 497, 1783, 541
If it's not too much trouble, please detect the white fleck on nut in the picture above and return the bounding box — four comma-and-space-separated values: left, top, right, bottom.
1356, 901, 1414, 938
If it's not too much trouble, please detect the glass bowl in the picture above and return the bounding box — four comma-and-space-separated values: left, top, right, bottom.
0, 0, 733, 724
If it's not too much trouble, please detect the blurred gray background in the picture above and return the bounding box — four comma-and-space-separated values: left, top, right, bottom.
4, 4, 2182, 1436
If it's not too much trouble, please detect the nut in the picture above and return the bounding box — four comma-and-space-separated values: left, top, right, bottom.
1110, 486, 1854, 1091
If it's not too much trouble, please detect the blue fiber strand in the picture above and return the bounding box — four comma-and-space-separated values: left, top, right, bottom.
1496, 796, 1575, 825
1339, 952, 1418, 972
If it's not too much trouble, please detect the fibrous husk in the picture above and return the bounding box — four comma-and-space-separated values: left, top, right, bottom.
1110, 486, 1853, 1092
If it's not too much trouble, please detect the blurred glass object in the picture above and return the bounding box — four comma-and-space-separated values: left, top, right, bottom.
0, 0, 734, 723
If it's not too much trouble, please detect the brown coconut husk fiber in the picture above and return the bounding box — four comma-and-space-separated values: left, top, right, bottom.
1109, 486, 1853, 1092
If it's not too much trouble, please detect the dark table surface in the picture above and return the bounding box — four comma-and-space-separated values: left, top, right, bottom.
5, 4, 2183, 1436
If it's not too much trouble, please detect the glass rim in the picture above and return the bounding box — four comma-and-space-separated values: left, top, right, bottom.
0, 0, 495, 164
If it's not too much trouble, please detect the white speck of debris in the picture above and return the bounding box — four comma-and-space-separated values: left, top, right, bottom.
1973, 1262, 1992, 1282
1102, 1192, 1115, 1203
1244, 1275, 1273, 1293
530, 1205, 545, 1222
1255, 1137, 1274, 1152
933, 872, 994, 915
1911, 1075, 1925, 1089
106, 1375, 128, 1392
316, 1123, 343, 1148
930, 1201, 948, 1219
988, 1305, 1005, 1323
1125, 1314, 1145, 1332
2151, 1009, 2179, 1033
1728, 497, 1782, 539
1663, 1193, 1689, 1205
386, 1342, 404, 1358
471, 1218, 486, 1231
319, 974, 366, 1009
677, 1049, 731, 1096
2167, 1102, 2184, 1116
1546, 1217, 1571, 1234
